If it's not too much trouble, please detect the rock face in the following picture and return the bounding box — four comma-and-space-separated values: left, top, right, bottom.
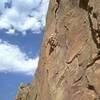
15, 83, 31, 100
16, 0, 100, 100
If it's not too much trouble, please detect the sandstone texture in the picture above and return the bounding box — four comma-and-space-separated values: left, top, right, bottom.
16, 0, 100, 100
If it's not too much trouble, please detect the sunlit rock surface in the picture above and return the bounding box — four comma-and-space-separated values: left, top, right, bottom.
16, 0, 100, 100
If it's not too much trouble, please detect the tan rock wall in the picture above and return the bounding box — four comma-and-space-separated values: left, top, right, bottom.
16, 0, 100, 100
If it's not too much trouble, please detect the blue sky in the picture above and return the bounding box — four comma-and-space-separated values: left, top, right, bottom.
0, 0, 49, 100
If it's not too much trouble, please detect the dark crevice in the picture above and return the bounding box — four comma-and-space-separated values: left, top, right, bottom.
86, 76, 100, 99
87, 6, 100, 49
64, 25, 69, 31
82, 55, 100, 82
55, 0, 61, 34
86, 54, 100, 69
79, 0, 89, 10
55, 0, 61, 15
66, 40, 88, 64
73, 75, 83, 84
66, 53, 80, 64
93, 12, 98, 19
86, 5, 100, 70
87, 84, 95, 90
87, 84, 100, 100
35, 94, 37, 100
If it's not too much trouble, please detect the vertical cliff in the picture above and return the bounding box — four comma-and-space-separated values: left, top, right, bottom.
16, 0, 100, 100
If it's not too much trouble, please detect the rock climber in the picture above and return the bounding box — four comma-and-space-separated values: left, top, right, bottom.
47, 34, 58, 55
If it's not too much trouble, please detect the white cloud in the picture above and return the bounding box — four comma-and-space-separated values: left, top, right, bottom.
0, 40, 39, 75
6, 28, 15, 34
0, 0, 49, 35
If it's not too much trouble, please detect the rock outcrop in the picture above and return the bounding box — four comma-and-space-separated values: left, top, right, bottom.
15, 83, 31, 100
16, 0, 100, 100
